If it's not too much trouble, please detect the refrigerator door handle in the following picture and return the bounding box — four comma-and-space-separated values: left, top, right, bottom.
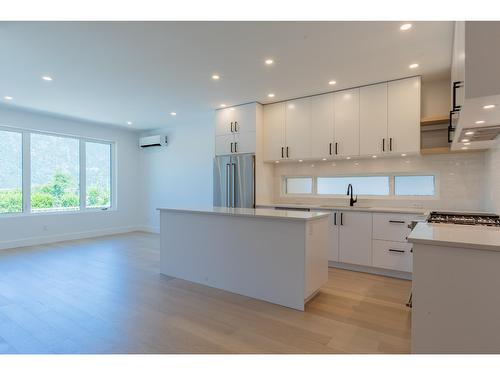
232, 163, 236, 208
225, 163, 231, 207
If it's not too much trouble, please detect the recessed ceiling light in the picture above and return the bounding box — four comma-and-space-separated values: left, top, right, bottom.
483, 104, 495, 109
229, 107, 235, 111
372, 155, 377, 158
3, 96, 13, 100
346, 157, 351, 160
354, 162, 359, 166
461, 146, 468, 150
409, 63, 419, 69
211, 74, 220, 80
464, 142, 471, 146
401, 153, 407, 156
461, 139, 469, 142
298, 159, 303, 162
126, 121, 132, 125
322, 158, 327, 161
265, 59, 274, 65
475, 120, 485, 124
328, 80, 337, 85
42, 76, 53, 81
400, 23, 412, 31
220, 104, 226, 108
268, 93, 275, 98
170, 112, 177, 116
275, 160, 279, 163
465, 131, 475, 135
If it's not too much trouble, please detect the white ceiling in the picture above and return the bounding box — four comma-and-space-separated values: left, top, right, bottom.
0, 21, 454, 130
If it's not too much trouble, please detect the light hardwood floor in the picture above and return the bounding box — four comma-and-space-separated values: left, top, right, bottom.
0, 232, 411, 354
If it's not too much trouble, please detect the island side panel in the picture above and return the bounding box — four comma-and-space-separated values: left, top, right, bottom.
304, 217, 330, 300
160, 210, 306, 310
412, 243, 500, 353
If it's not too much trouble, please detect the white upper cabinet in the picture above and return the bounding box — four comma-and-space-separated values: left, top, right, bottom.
333, 88, 360, 157
215, 134, 235, 155
264, 102, 286, 161
360, 83, 388, 156
215, 104, 256, 136
285, 97, 311, 160
310, 93, 335, 159
388, 77, 421, 154
233, 132, 256, 154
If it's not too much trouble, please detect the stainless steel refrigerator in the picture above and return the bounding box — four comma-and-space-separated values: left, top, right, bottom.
213, 154, 255, 208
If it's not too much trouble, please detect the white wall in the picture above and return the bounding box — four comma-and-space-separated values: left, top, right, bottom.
0, 105, 143, 249
483, 139, 500, 213
273, 152, 487, 212
140, 120, 214, 232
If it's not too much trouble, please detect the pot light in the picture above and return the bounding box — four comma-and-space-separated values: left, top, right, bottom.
346, 157, 351, 160
3, 96, 13, 100
400, 23, 412, 31
322, 158, 327, 161
229, 107, 235, 111
170, 112, 177, 116
465, 131, 475, 135
328, 80, 337, 85
298, 159, 303, 162
126, 121, 133, 125
211, 74, 220, 80
401, 153, 407, 156
42, 76, 53, 81
461, 146, 468, 150
265, 59, 274, 65
475, 120, 485, 124
464, 142, 471, 146
409, 63, 419, 69
483, 104, 495, 109
372, 155, 377, 158
268, 93, 275, 98
220, 104, 227, 108
275, 161, 279, 163
461, 139, 469, 142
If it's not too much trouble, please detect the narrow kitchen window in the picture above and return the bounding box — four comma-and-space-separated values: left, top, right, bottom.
394, 175, 435, 196
285, 177, 313, 194
317, 176, 390, 196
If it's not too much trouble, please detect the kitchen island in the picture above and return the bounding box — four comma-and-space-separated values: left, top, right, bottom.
408, 222, 500, 353
158, 207, 331, 310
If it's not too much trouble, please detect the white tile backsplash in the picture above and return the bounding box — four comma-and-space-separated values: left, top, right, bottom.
272, 152, 487, 212
483, 140, 500, 213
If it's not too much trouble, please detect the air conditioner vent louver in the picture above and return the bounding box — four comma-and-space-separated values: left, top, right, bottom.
460, 125, 500, 142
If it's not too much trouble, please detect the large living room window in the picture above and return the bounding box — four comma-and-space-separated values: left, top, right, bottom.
0, 126, 114, 216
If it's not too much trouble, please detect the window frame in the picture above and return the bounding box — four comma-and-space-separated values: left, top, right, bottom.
0, 128, 24, 215
282, 172, 439, 200
0, 125, 116, 218
283, 176, 314, 195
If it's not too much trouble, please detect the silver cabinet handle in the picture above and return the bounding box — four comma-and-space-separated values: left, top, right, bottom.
225, 163, 230, 207
234, 142, 238, 153
234, 121, 238, 132
232, 163, 236, 207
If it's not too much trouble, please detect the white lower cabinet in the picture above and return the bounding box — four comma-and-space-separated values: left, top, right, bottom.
372, 240, 413, 273
328, 211, 340, 261
338, 211, 372, 266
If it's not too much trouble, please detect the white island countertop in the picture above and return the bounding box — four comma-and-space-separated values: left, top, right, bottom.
157, 206, 331, 221
257, 203, 427, 215
408, 222, 500, 252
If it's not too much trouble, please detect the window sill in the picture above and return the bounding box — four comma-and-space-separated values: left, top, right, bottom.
0, 208, 116, 219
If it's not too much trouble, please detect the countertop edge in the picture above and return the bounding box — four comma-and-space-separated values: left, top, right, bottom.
157, 207, 332, 221
256, 203, 427, 215
407, 236, 500, 252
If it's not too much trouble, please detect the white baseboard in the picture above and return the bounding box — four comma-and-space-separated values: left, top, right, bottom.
140, 226, 160, 234
329, 261, 412, 280
0, 225, 151, 251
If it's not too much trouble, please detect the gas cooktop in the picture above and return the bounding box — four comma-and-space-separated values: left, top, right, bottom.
427, 211, 500, 227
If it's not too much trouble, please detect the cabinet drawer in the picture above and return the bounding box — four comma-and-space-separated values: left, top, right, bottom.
372, 240, 412, 273
373, 213, 423, 242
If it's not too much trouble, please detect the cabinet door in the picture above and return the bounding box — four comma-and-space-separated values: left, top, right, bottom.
338, 211, 372, 266
215, 108, 234, 136
372, 240, 412, 272
334, 88, 360, 157
388, 77, 421, 154
263, 102, 286, 161
234, 132, 256, 154
233, 103, 256, 134
360, 83, 388, 156
285, 97, 311, 160
215, 134, 235, 156
311, 93, 335, 159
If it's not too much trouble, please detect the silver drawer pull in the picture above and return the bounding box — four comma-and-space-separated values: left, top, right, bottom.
389, 220, 405, 224
389, 249, 405, 253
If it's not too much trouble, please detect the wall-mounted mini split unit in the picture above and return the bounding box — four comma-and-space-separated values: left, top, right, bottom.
139, 135, 168, 148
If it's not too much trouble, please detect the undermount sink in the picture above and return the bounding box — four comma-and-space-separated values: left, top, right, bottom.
319, 204, 372, 209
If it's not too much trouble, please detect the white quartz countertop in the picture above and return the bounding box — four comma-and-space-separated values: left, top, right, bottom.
408, 222, 500, 252
257, 203, 427, 215
157, 206, 331, 221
